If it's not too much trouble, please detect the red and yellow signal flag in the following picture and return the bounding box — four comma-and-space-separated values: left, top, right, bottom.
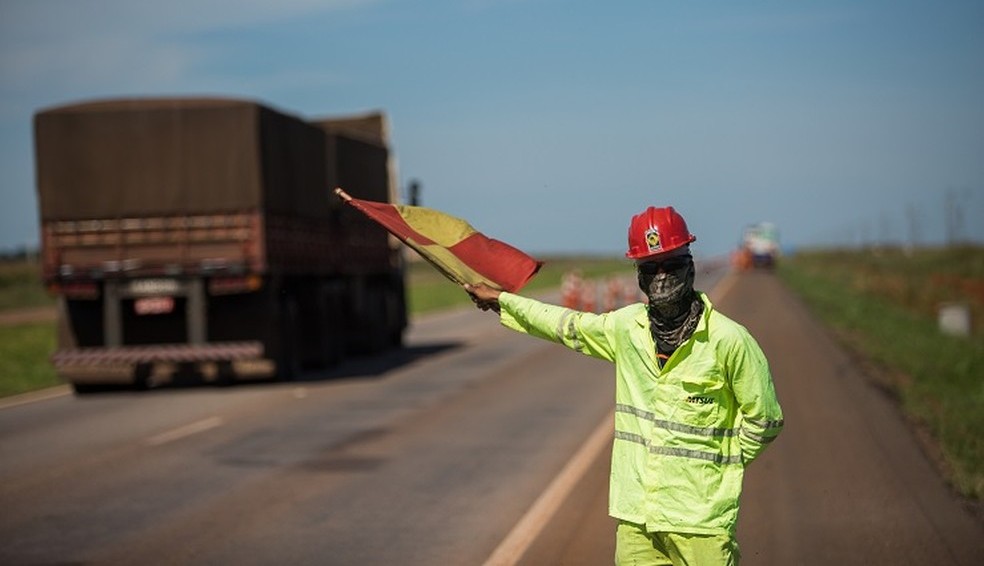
335, 188, 542, 292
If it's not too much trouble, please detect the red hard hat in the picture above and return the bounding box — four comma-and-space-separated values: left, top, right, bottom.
625, 206, 696, 260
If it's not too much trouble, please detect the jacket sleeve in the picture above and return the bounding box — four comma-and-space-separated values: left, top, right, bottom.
498, 292, 616, 362
726, 326, 784, 465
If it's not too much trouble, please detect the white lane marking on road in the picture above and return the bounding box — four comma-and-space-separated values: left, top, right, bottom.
708, 270, 738, 303
483, 410, 614, 566
144, 416, 223, 446
484, 271, 739, 565
0, 385, 72, 410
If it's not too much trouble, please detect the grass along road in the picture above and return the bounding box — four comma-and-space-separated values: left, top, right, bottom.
777, 246, 983, 504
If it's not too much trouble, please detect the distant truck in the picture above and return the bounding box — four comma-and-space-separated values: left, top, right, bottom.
736, 222, 780, 269
34, 97, 406, 392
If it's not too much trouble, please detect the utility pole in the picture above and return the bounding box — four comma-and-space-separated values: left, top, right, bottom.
945, 189, 952, 246
906, 204, 920, 250
944, 188, 965, 246
879, 211, 892, 248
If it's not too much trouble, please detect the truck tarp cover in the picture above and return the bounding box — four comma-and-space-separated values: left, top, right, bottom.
34, 98, 330, 221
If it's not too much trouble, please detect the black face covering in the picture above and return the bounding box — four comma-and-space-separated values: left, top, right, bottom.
638, 255, 703, 355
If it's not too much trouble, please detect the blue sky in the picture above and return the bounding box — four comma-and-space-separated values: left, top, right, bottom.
2, 0, 982, 258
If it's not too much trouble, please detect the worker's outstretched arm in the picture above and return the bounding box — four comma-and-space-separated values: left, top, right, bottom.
465, 283, 616, 362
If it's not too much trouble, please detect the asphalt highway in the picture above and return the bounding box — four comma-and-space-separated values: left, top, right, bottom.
1, 267, 981, 565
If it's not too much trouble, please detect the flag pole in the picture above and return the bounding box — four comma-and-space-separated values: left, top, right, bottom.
333, 187, 352, 202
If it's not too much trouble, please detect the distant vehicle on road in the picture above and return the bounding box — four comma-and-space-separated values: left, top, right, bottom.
34, 97, 406, 392
735, 222, 780, 269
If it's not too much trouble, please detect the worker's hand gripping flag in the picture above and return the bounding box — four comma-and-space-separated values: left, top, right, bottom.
335, 188, 542, 292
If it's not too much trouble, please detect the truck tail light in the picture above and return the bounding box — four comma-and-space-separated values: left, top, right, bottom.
208, 275, 263, 296
51, 281, 100, 300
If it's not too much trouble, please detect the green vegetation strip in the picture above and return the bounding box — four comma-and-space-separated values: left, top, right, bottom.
0, 260, 55, 311
778, 247, 984, 500
0, 322, 59, 397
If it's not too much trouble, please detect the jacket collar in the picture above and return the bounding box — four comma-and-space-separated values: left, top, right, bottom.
634, 291, 713, 340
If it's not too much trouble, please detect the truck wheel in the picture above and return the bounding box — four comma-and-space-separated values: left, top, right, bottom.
278, 297, 302, 381
386, 287, 405, 348
367, 286, 389, 354
320, 290, 345, 367
71, 383, 100, 395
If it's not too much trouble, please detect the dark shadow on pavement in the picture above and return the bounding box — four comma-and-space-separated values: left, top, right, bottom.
294, 341, 462, 382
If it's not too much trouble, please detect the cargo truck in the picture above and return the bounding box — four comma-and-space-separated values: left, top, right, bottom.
34, 97, 406, 392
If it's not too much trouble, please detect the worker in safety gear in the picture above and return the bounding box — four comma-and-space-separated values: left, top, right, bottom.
466, 206, 783, 566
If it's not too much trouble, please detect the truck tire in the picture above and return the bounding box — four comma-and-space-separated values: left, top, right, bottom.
319, 287, 345, 367
277, 296, 302, 381
71, 382, 100, 395
386, 284, 405, 348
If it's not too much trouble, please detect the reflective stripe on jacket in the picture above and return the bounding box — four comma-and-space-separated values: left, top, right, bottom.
498, 291, 783, 536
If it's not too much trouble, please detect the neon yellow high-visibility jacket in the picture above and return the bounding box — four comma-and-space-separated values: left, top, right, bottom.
498, 290, 783, 536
